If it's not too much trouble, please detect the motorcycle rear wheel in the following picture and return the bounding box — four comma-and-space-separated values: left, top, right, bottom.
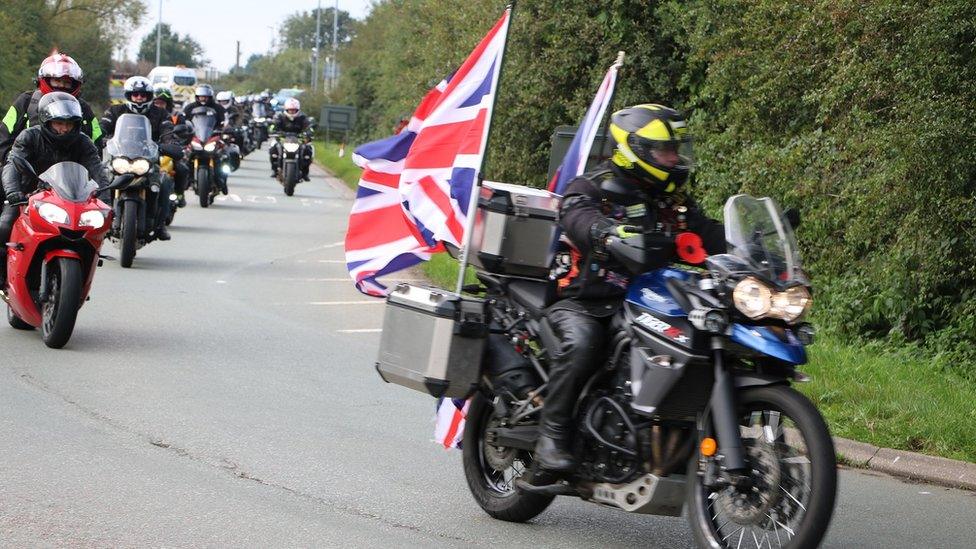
41, 257, 83, 349
119, 201, 137, 268
462, 392, 554, 522
687, 385, 837, 549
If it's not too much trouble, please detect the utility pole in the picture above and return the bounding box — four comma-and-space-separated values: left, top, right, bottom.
235, 41, 241, 73
314, 0, 322, 92
155, 0, 162, 66
330, 0, 338, 90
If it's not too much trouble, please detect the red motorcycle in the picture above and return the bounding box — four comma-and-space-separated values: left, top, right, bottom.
2, 159, 121, 348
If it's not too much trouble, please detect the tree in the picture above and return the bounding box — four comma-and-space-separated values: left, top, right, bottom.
279, 8, 356, 51
136, 23, 207, 67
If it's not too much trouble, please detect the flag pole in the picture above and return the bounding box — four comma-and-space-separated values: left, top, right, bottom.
454, 2, 516, 295
595, 51, 625, 163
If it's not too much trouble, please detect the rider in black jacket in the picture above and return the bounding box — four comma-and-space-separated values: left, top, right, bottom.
0, 93, 105, 287
269, 98, 312, 181
101, 76, 175, 240
0, 52, 103, 164
182, 85, 225, 128
531, 104, 727, 478
153, 86, 191, 208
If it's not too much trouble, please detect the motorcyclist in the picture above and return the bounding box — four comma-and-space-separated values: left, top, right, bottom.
531, 104, 727, 477
183, 85, 229, 193
101, 76, 175, 240
152, 85, 192, 208
0, 52, 103, 164
0, 92, 106, 288
216, 91, 242, 128
182, 85, 225, 128
269, 98, 312, 181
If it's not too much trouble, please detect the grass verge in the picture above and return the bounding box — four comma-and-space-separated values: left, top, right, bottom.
312, 140, 360, 190
799, 335, 976, 463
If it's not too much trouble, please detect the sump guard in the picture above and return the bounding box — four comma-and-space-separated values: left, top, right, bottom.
589, 473, 687, 516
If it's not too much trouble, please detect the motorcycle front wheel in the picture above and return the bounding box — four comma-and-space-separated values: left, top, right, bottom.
41, 257, 83, 349
462, 392, 554, 523
687, 385, 837, 549
197, 167, 212, 208
119, 201, 138, 268
283, 162, 297, 196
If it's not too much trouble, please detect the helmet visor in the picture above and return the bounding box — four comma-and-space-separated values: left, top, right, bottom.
629, 136, 694, 170
45, 99, 83, 121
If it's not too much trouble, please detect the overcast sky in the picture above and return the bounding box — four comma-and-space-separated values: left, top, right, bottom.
125, 0, 374, 72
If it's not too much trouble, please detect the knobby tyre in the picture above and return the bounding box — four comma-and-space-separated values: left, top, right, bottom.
462, 392, 554, 522
687, 385, 837, 549
119, 201, 137, 268
41, 257, 83, 349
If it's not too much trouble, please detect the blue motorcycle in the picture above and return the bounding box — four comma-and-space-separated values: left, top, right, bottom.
464, 194, 836, 548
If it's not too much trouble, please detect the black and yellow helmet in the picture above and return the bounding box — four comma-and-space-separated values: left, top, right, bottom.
609, 104, 694, 194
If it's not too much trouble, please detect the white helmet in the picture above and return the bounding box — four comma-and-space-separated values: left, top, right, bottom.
284, 98, 301, 120
216, 90, 234, 108
123, 76, 154, 114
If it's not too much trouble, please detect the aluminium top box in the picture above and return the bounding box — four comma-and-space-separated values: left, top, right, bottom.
468, 181, 561, 279
375, 284, 487, 399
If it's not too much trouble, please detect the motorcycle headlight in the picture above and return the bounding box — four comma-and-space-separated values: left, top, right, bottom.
79, 210, 105, 229
283, 142, 300, 153
732, 277, 772, 320
111, 157, 132, 174
733, 277, 812, 323
131, 158, 151, 175
771, 285, 812, 323
191, 141, 203, 150
204, 142, 217, 152
36, 202, 69, 225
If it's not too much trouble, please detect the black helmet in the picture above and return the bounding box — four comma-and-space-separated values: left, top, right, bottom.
38, 91, 83, 145
609, 104, 694, 194
195, 84, 214, 104
124, 76, 154, 114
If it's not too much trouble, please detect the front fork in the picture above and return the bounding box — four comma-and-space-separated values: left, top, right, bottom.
709, 340, 748, 472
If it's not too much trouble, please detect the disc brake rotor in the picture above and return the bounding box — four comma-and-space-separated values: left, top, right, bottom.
716, 439, 783, 525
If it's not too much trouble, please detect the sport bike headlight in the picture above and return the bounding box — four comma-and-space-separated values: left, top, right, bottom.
283, 142, 300, 153
732, 277, 772, 320
79, 210, 105, 229
111, 157, 132, 174
204, 142, 217, 152
191, 141, 203, 150
36, 202, 69, 225
131, 158, 151, 175
733, 277, 812, 323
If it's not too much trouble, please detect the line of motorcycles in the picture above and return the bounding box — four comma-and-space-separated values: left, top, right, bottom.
1, 103, 275, 348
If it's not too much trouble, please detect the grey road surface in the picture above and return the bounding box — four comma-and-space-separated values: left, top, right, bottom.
1, 149, 973, 548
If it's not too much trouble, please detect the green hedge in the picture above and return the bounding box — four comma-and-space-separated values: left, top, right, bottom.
335, 0, 976, 377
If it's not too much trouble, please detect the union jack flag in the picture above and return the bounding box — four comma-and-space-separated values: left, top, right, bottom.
433, 398, 469, 449
345, 10, 512, 296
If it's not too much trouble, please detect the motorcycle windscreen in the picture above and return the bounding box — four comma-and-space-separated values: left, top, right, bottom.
251, 103, 266, 118
190, 107, 217, 141
38, 161, 99, 203
105, 114, 158, 161
723, 195, 802, 285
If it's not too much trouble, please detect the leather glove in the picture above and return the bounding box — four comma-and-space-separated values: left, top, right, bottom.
5, 191, 26, 205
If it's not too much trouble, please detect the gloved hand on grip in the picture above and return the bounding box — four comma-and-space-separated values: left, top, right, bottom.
4, 191, 26, 205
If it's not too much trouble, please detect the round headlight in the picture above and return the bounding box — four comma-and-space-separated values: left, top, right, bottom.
204, 142, 217, 152
732, 277, 773, 319
37, 202, 69, 225
111, 157, 132, 174
772, 285, 812, 323
79, 210, 105, 229
132, 159, 151, 175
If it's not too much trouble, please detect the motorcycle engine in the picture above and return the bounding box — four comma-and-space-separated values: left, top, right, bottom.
578, 392, 643, 484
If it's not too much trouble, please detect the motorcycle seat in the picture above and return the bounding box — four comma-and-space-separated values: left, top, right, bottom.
508, 279, 556, 318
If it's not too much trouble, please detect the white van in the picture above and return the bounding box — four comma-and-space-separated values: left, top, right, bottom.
147, 66, 198, 107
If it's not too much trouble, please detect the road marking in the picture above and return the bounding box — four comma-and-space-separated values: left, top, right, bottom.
317, 259, 345, 263
308, 300, 384, 305
216, 280, 227, 284
214, 194, 243, 202
337, 328, 383, 333
283, 277, 423, 282
321, 241, 344, 249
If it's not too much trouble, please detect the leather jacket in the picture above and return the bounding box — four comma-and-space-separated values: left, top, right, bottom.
1, 126, 106, 196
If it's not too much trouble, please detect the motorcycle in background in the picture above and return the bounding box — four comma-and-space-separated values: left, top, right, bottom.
187, 106, 226, 208
104, 114, 162, 268
249, 103, 270, 148
2, 158, 115, 348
